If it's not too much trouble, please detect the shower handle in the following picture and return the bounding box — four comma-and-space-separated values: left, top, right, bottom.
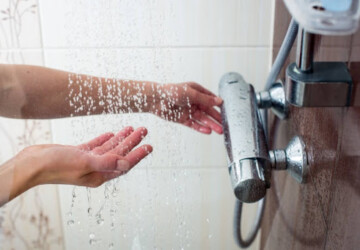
219, 72, 271, 203
219, 72, 308, 203
219, 72, 308, 248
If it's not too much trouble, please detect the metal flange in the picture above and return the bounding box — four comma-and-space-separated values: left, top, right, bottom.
269, 136, 309, 183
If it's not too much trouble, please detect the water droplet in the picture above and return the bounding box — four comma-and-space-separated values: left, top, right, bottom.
97, 218, 104, 225
89, 239, 97, 245
67, 220, 74, 226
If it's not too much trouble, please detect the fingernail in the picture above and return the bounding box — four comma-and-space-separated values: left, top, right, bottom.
145, 145, 153, 153
215, 97, 223, 105
200, 127, 211, 134
117, 160, 130, 170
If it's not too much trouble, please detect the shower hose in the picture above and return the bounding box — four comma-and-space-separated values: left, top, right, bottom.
233, 18, 299, 248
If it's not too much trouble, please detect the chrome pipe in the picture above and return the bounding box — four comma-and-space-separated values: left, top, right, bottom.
296, 28, 315, 72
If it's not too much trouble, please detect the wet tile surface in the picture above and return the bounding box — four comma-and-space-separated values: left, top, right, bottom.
261, 1, 360, 250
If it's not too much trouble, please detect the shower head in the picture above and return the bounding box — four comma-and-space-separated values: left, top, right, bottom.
219, 72, 271, 203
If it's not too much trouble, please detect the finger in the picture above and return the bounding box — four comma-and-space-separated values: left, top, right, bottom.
193, 111, 223, 134
183, 119, 212, 134
88, 154, 127, 172
84, 145, 152, 187
125, 144, 153, 167
188, 82, 217, 97
201, 106, 222, 124
77, 132, 114, 151
92, 126, 134, 155
109, 127, 148, 156
188, 88, 223, 107
84, 161, 133, 187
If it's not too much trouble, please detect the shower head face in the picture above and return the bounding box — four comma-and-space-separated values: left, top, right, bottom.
219, 72, 270, 203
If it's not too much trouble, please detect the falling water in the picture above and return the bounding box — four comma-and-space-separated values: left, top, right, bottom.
45, 0, 268, 248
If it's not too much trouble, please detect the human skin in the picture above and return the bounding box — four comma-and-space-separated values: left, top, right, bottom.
0, 64, 223, 134
0, 126, 152, 206
0, 64, 223, 206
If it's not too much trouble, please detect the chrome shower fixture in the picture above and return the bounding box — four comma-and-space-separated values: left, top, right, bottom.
219, 72, 308, 203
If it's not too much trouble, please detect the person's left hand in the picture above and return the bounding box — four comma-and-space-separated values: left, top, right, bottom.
150, 82, 223, 134
24, 127, 152, 188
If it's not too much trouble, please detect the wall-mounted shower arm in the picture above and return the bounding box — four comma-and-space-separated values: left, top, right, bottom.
296, 28, 315, 73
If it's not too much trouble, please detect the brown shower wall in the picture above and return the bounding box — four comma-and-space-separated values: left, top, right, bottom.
260, 1, 360, 250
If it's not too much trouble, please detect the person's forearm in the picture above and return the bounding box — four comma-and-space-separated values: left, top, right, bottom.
0, 64, 159, 119
0, 150, 39, 206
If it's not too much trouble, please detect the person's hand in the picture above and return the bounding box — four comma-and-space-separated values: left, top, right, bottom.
13, 127, 151, 194
150, 82, 223, 134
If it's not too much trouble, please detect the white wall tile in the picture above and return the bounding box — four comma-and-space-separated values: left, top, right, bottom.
43, 47, 270, 92
0, 0, 42, 49
39, 0, 273, 48
58, 168, 260, 250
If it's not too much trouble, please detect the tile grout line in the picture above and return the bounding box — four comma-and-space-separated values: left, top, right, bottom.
0, 45, 270, 51
2, 45, 357, 52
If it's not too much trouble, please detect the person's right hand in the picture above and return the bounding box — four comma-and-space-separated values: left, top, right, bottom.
149, 82, 223, 134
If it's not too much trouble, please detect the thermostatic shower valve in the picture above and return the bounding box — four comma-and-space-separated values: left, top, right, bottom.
219, 72, 309, 203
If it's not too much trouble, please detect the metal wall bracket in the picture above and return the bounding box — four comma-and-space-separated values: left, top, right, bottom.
257, 82, 289, 120
269, 136, 309, 183
286, 62, 353, 107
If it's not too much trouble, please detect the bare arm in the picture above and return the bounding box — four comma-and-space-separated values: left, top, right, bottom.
0, 64, 223, 133
0, 64, 157, 118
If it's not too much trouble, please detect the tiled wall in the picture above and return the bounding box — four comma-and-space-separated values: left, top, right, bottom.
0, 0, 63, 249
261, 1, 360, 250
1, 0, 275, 249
